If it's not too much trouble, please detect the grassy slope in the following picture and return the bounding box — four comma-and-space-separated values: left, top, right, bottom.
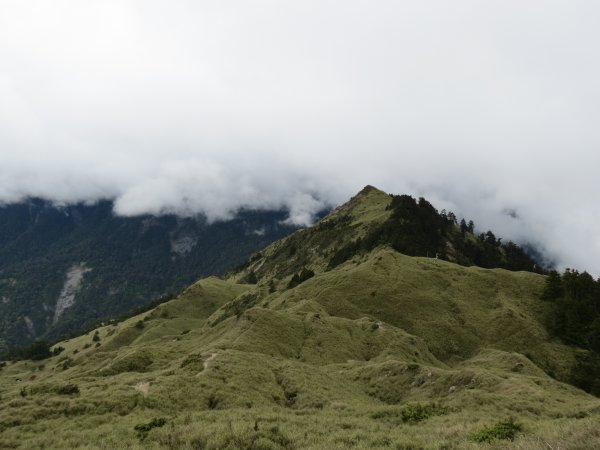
276, 249, 575, 378
1, 188, 599, 449
229, 185, 393, 284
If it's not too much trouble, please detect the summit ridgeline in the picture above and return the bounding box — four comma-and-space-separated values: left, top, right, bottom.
231, 185, 544, 287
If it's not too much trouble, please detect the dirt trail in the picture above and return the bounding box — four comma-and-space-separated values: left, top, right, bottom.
134, 381, 150, 396
203, 352, 217, 370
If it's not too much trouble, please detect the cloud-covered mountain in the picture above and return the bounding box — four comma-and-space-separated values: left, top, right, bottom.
1, 1, 599, 274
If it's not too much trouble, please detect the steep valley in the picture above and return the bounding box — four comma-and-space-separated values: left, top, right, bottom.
0, 200, 298, 350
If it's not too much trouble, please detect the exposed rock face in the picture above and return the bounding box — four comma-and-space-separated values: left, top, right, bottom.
23, 316, 35, 335
170, 236, 198, 256
53, 263, 92, 324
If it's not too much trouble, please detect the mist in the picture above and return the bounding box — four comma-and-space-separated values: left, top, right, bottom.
1, 1, 599, 274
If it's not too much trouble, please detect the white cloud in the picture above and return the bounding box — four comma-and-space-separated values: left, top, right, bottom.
1, 1, 600, 274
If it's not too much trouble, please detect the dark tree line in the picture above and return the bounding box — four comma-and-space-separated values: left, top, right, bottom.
328, 195, 544, 273
6, 340, 55, 361
542, 270, 600, 395
543, 270, 600, 351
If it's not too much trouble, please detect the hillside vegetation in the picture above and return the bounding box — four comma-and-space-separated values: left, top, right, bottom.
1, 187, 599, 449
0, 200, 298, 351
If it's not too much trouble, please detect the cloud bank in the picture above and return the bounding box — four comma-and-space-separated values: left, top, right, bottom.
1, 1, 599, 274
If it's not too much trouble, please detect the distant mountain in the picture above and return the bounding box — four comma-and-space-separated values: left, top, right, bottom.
1, 186, 598, 449
0, 199, 299, 350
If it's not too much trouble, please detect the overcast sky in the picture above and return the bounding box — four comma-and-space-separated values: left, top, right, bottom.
1, 1, 599, 274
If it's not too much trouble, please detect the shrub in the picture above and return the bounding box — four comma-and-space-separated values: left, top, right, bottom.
180, 354, 204, 372
287, 268, 315, 289
58, 356, 74, 370
100, 351, 153, 376
20, 382, 80, 397
242, 271, 258, 285
371, 403, 445, 423
470, 418, 523, 443
268, 280, 277, 293
56, 384, 80, 395
12, 341, 52, 361
207, 393, 220, 410
400, 403, 444, 423
213, 424, 293, 449
210, 293, 259, 326
134, 417, 167, 440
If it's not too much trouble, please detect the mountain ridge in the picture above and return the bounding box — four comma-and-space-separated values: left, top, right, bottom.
231, 185, 545, 290
0, 186, 598, 449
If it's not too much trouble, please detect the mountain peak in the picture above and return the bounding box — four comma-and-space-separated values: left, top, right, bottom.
229, 186, 393, 283
327, 184, 391, 224
357, 184, 380, 195
352, 184, 389, 200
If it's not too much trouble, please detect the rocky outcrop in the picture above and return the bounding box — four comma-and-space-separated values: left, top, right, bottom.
53, 263, 92, 324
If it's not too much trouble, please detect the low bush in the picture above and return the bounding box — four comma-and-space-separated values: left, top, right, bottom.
100, 351, 153, 376
287, 268, 315, 289
210, 424, 293, 450
56, 384, 80, 395
401, 403, 445, 423
20, 383, 80, 396
470, 418, 523, 443
371, 403, 446, 424
207, 393, 220, 410
180, 354, 204, 372
134, 417, 167, 440
210, 293, 259, 326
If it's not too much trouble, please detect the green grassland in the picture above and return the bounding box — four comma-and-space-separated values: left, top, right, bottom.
1, 187, 599, 449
